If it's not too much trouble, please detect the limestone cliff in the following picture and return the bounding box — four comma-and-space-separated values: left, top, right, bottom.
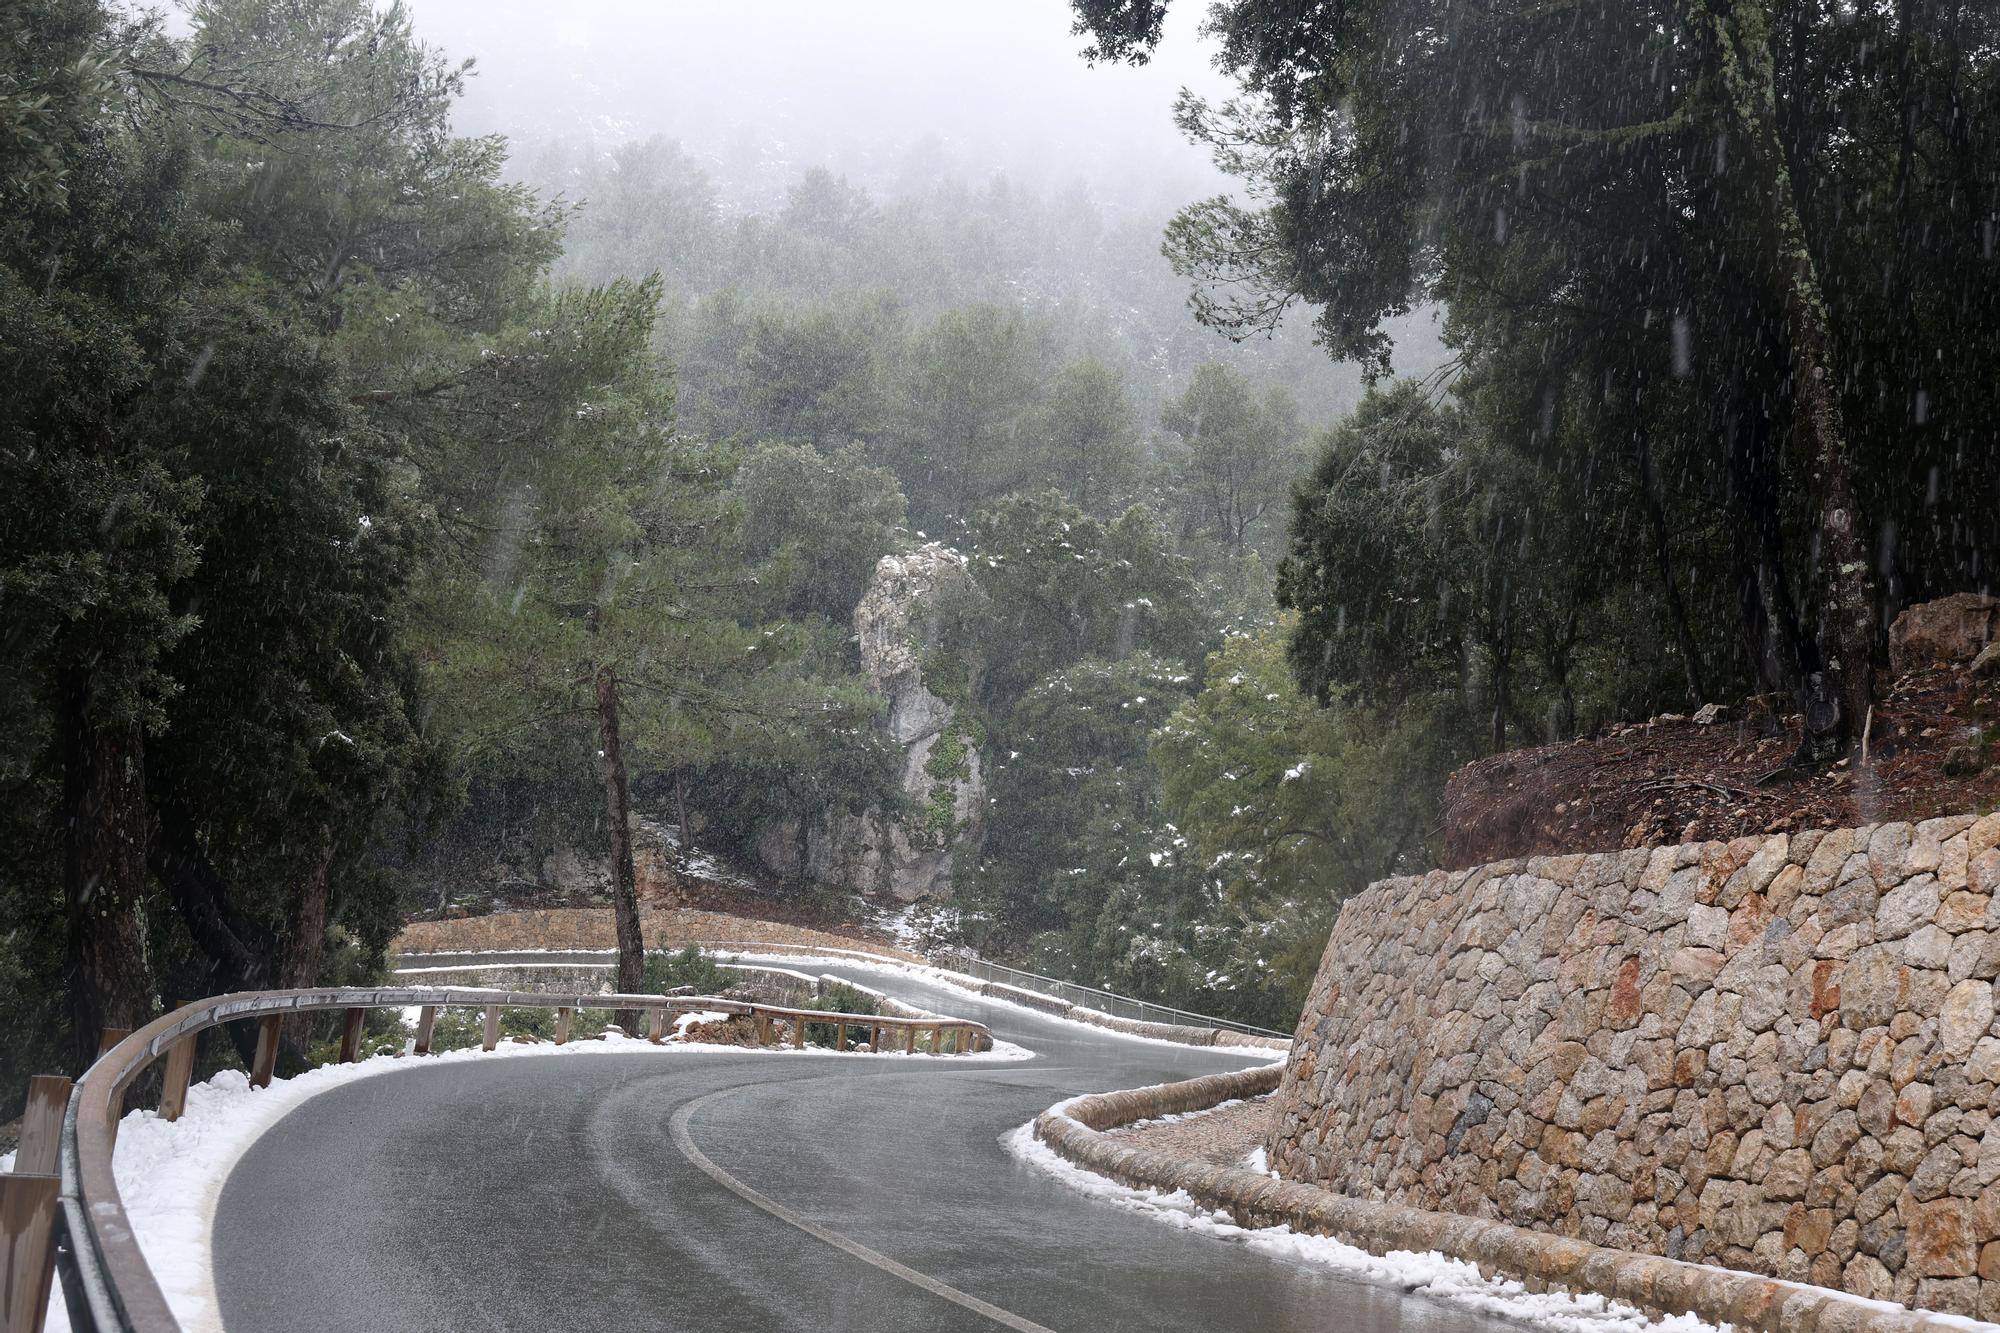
756, 543, 986, 900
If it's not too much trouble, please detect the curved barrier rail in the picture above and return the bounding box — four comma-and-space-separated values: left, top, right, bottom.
394, 944, 1292, 1052
931, 952, 1291, 1040
48, 985, 991, 1333
462, 940, 1296, 1043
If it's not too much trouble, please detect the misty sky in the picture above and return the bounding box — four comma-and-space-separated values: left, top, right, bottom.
404, 1, 1235, 214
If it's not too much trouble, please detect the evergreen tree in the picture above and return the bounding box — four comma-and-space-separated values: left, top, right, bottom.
1030, 360, 1141, 515
1160, 363, 1300, 558
1076, 0, 2000, 757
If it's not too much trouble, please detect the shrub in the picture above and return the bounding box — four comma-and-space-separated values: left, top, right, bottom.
798, 981, 883, 1047
642, 944, 730, 995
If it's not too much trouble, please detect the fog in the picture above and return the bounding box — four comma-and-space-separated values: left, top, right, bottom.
406, 0, 1235, 217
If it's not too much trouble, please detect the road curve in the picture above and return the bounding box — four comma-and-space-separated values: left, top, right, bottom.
212, 965, 1516, 1332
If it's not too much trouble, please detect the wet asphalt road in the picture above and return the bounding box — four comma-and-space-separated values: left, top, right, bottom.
211, 966, 1520, 1333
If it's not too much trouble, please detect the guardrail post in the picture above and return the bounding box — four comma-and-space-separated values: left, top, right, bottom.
834, 1022, 846, 1052
413, 1005, 437, 1056
555, 1008, 573, 1045
16, 1077, 65, 1178
250, 1016, 282, 1088
903, 1025, 915, 1054
647, 1009, 666, 1044
481, 1005, 500, 1052
794, 1016, 808, 1049
158, 1007, 197, 1121
97, 1027, 133, 1137
338, 1008, 367, 1064
754, 1013, 771, 1046
1, 1171, 58, 1333
868, 1025, 881, 1052
5, 1073, 63, 1333
927, 1024, 941, 1055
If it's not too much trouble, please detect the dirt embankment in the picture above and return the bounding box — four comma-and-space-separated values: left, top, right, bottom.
393, 906, 920, 961
1443, 658, 2000, 869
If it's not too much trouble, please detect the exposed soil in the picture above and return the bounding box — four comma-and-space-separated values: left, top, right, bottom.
1444, 663, 2000, 868
392, 905, 921, 961
1107, 1095, 1273, 1168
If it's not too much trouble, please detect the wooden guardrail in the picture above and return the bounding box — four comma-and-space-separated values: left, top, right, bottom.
27, 984, 990, 1333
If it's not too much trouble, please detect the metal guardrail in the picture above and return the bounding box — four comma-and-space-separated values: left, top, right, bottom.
933, 952, 1292, 1040
391, 940, 1295, 1042
49, 984, 990, 1333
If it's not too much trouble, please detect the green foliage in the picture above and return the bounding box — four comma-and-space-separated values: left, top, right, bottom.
1160, 363, 1303, 559
642, 945, 730, 995
736, 441, 907, 626
960, 654, 1209, 998
738, 303, 896, 449
1104, 0, 2000, 722
1279, 379, 1712, 750
920, 715, 985, 846
422, 1004, 613, 1053
1153, 621, 1475, 1021
887, 304, 1050, 533
798, 981, 883, 1047
0, 0, 116, 214
967, 491, 1211, 708
1028, 360, 1142, 516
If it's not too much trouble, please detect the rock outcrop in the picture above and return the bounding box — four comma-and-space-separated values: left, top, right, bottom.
1890, 593, 2000, 676
1270, 814, 2000, 1319
756, 543, 986, 900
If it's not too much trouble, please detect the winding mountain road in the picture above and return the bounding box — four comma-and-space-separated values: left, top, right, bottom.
212, 965, 1514, 1332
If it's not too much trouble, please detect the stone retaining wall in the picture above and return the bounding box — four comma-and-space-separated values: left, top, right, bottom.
1038, 1067, 1972, 1332
1270, 815, 2000, 1321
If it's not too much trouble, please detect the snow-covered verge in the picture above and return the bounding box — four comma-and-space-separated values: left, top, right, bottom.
3, 1023, 1032, 1332
1003, 1121, 1721, 1333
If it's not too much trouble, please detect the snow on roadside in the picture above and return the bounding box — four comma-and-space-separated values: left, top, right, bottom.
1001, 1122, 1721, 1333
5, 1024, 1032, 1332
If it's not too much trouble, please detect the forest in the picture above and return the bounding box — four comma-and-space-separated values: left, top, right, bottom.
3, 0, 1996, 1114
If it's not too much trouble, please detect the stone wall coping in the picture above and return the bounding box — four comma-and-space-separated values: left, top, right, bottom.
1034, 1067, 1993, 1333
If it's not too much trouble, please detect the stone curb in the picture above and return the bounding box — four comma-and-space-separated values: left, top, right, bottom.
1033, 1068, 1986, 1333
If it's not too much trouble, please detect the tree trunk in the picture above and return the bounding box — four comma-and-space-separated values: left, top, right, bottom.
1633, 430, 1707, 704
1489, 627, 1512, 753
595, 665, 646, 1031
149, 797, 272, 1069
277, 831, 335, 1061
1694, 0, 1877, 755
673, 769, 693, 876
58, 669, 156, 1071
